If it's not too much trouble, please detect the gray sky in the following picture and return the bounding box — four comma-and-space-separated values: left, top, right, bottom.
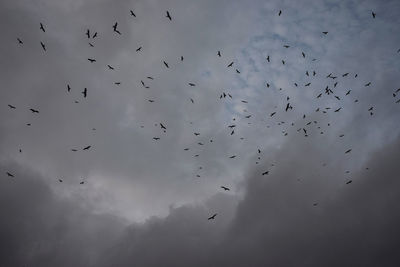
1, 0, 400, 266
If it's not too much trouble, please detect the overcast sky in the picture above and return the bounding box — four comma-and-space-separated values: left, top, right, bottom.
1, 0, 400, 266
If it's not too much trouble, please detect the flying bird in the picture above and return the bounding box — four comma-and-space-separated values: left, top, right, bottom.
227, 61, 234, 67
130, 10, 136, 17
83, 145, 91, 150
8, 104, 16, 109
40, 22, 45, 32
188, 83, 196, 86
372, 11, 376, 18
82, 88, 87, 98
160, 123, 166, 130
322, 31, 328, 35
217, 51, 221, 57
346, 180, 352, 184
136, 46, 142, 52
163, 61, 169, 68
208, 213, 217, 220
86, 29, 90, 38
166, 11, 172, 20
29, 108, 39, 113
17, 38, 23, 44
278, 10, 282, 16
221, 186, 230, 191
6, 172, 14, 177
345, 149, 352, 154
88, 58, 96, 63
40, 41, 46, 51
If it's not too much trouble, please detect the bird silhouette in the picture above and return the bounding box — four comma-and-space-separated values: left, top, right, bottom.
208, 213, 217, 220
130, 10, 136, 17
6, 172, 14, 177
372, 11, 376, 18
345, 149, 352, 154
136, 46, 142, 52
8, 104, 16, 109
86, 29, 90, 38
40, 42, 46, 51
83, 145, 91, 150
88, 58, 96, 63
221, 186, 230, 191
40, 23, 45, 32
17, 38, 23, 44
227, 62, 234, 67
29, 108, 39, 113
217, 51, 221, 57
163, 61, 169, 68
278, 10, 282, 16
166, 11, 172, 20
82, 88, 87, 98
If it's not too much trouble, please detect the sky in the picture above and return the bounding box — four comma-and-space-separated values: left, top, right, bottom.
1, 0, 400, 266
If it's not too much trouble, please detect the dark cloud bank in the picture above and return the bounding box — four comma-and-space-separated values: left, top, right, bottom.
2, 134, 400, 267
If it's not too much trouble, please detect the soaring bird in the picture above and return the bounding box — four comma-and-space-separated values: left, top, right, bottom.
17, 38, 23, 44
30, 108, 39, 113
346, 180, 352, 184
208, 213, 217, 220
92, 32, 97, 38
270, 112, 276, 117
40, 41, 46, 51
163, 61, 169, 68
136, 46, 142, 52
278, 10, 282, 16
180, 56, 184, 61
80, 181, 85, 185
221, 186, 230, 191
322, 31, 328, 35
130, 10, 136, 17
166, 11, 172, 20
153, 137, 160, 140
40, 22, 45, 32
82, 88, 87, 98
8, 104, 16, 109
88, 58, 96, 63
160, 123, 166, 130
6, 172, 14, 177
345, 149, 352, 154
302, 52, 305, 58
107, 65, 114, 70
58, 179, 63, 183
86, 29, 90, 38
266, 55, 270, 62
188, 83, 196, 86
372, 11, 376, 18
83, 145, 91, 150
227, 61, 234, 67
262, 171, 269, 175
283, 45, 290, 48
217, 51, 221, 57
112, 22, 121, 34
229, 155, 236, 159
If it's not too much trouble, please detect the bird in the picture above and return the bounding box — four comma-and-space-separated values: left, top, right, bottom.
112, 22, 121, 34
345, 90, 351, 95
89, 42, 94, 47
372, 11, 376, 18
82, 88, 87, 98
236, 69, 240, 73
130, 10, 136, 17
58, 179, 63, 183
208, 213, 217, 220
107, 65, 114, 70
166, 11, 172, 20
346, 180, 352, 184
153, 137, 160, 140
270, 112, 276, 117
229, 155, 236, 159
188, 83, 196, 86
283, 45, 290, 48
8, 104, 16, 109
147, 77, 154, 80
29, 108, 39, 113
302, 52, 305, 58
160, 123, 166, 130
83, 145, 91, 150
6, 172, 14, 177
227, 62, 234, 67
278, 10, 282, 16
221, 186, 230, 191
136, 46, 142, 52
92, 32, 97, 38
86, 29, 90, 38
17, 38, 23, 44
334, 108, 341, 112
282, 60, 285, 65
365, 82, 371, 86
322, 31, 328, 35
163, 61, 169, 68
217, 51, 221, 57
345, 149, 352, 154
40, 42, 46, 51
180, 56, 184, 61
88, 58, 96, 63
40, 22, 45, 32
262, 171, 269, 175
67, 84, 71, 92
80, 181, 85, 185
266, 55, 270, 62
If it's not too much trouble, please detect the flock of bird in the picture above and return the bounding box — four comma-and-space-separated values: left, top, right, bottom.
5, 8, 400, 221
